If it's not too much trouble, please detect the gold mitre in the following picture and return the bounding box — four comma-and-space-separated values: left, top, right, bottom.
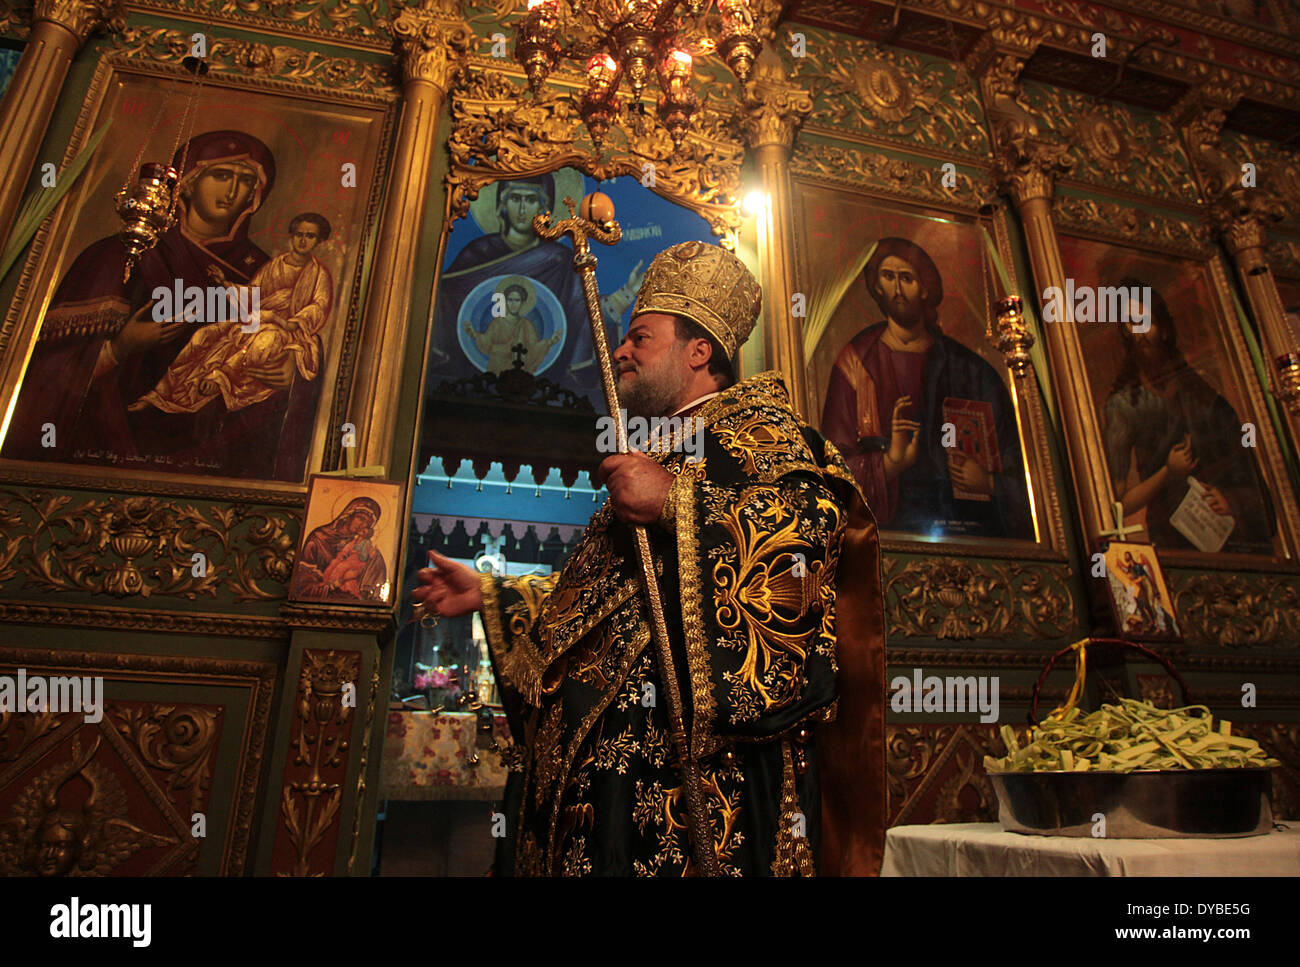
630, 240, 762, 358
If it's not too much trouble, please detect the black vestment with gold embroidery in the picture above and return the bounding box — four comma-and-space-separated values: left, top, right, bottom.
479, 372, 886, 876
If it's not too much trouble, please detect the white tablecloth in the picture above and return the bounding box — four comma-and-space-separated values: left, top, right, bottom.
882, 822, 1300, 876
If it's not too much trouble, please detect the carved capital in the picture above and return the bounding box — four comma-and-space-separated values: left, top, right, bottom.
742, 45, 812, 151
994, 139, 1074, 206
969, 44, 1072, 205
32, 0, 124, 43
743, 82, 812, 151
1208, 188, 1286, 258
391, 0, 474, 91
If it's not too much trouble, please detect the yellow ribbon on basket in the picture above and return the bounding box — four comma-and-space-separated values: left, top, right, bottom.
1045, 638, 1090, 723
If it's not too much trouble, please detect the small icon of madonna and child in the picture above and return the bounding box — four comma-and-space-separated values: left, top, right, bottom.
289, 495, 390, 603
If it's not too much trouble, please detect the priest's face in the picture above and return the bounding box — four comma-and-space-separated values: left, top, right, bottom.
613, 312, 692, 418
875, 255, 926, 329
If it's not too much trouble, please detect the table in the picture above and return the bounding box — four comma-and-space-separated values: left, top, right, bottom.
882, 822, 1300, 876
380, 708, 512, 801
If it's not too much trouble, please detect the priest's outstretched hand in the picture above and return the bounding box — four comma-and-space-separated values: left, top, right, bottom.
598, 450, 674, 526
413, 550, 483, 618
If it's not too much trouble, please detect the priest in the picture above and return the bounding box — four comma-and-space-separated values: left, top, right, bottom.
413, 241, 886, 876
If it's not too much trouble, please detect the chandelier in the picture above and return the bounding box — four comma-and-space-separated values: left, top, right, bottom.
515, 0, 761, 149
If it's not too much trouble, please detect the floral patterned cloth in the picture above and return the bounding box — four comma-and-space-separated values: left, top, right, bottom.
381, 709, 512, 800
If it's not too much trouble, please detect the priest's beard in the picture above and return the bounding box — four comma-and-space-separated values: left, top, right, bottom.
617, 345, 691, 418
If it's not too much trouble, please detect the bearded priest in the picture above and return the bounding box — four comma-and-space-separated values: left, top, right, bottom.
412, 240, 886, 876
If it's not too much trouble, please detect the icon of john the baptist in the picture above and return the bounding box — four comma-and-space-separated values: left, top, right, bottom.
2, 130, 325, 481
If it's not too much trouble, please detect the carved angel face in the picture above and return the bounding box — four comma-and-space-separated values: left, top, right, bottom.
35, 814, 84, 877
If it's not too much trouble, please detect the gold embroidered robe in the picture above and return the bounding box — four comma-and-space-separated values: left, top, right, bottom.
479, 372, 886, 876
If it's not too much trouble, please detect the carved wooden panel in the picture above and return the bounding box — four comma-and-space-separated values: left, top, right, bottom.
0, 647, 274, 875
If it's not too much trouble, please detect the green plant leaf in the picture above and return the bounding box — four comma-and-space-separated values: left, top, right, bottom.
0, 122, 114, 283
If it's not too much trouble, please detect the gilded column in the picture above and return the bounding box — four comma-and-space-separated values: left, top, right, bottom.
1176, 88, 1300, 426
1212, 202, 1300, 426
0, 0, 123, 250
743, 46, 812, 418
970, 42, 1113, 548
346, 0, 472, 470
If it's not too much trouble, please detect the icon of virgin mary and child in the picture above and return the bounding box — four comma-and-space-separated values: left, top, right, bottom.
3, 130, 333, 481
289, 496, 389, 602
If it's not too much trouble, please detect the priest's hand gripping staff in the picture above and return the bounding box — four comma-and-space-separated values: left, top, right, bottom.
534, 194, 723, 878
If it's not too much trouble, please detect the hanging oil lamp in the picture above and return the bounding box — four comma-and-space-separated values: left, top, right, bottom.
114, 55, 207, 283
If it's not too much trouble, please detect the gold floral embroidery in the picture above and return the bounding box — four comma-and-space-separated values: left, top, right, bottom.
560, 834, 593, 876
633, 765, 745, 876
709, 483, 842, 722
516, 831, 546, 877
532, 702, 565, 810
544, 616, 654, 865
592, 724, 639, 774
479, 571, 559, 707
713, 412, 799, 476
642, 719, 669, 768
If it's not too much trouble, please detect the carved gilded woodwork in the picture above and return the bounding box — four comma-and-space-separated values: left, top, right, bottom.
1175, 93, 1300, 423
1174, 84, 1246, 203
742, 46, 812, 151
1108, 0, 1300, 51
1051, 195, 1212, 256
790, 0, 1300, 120
791, 140, 991, 210
0, 643, 273, 876
790, 27, 989, 156
1014, 81, 1199, 204
884, 557, 1074, 641
341, 0, 471, 472
0, 0, 125, 284
273, 649, 360, 876
1170, 570, 1300, 648
112, 25, 399, 96
392, 0, 474, 90
446, 60, 746, 242
32, 0, 122, 39
741, 45, 812, 411
887, 724, 1003, 826
887, 648, 1067, 668
128, 0, 393, 47
346, 661, 380, 875
109, 704, 221, 817
1272, 236, 1300, 280
0, 490, 298, 602
0, 731, 193, 875
0, 0, 29, 39
965, 44, 1116, 556
1218, 129, 1300, 233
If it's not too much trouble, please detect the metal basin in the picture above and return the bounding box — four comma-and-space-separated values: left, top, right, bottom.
989, 768, 1275, 838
